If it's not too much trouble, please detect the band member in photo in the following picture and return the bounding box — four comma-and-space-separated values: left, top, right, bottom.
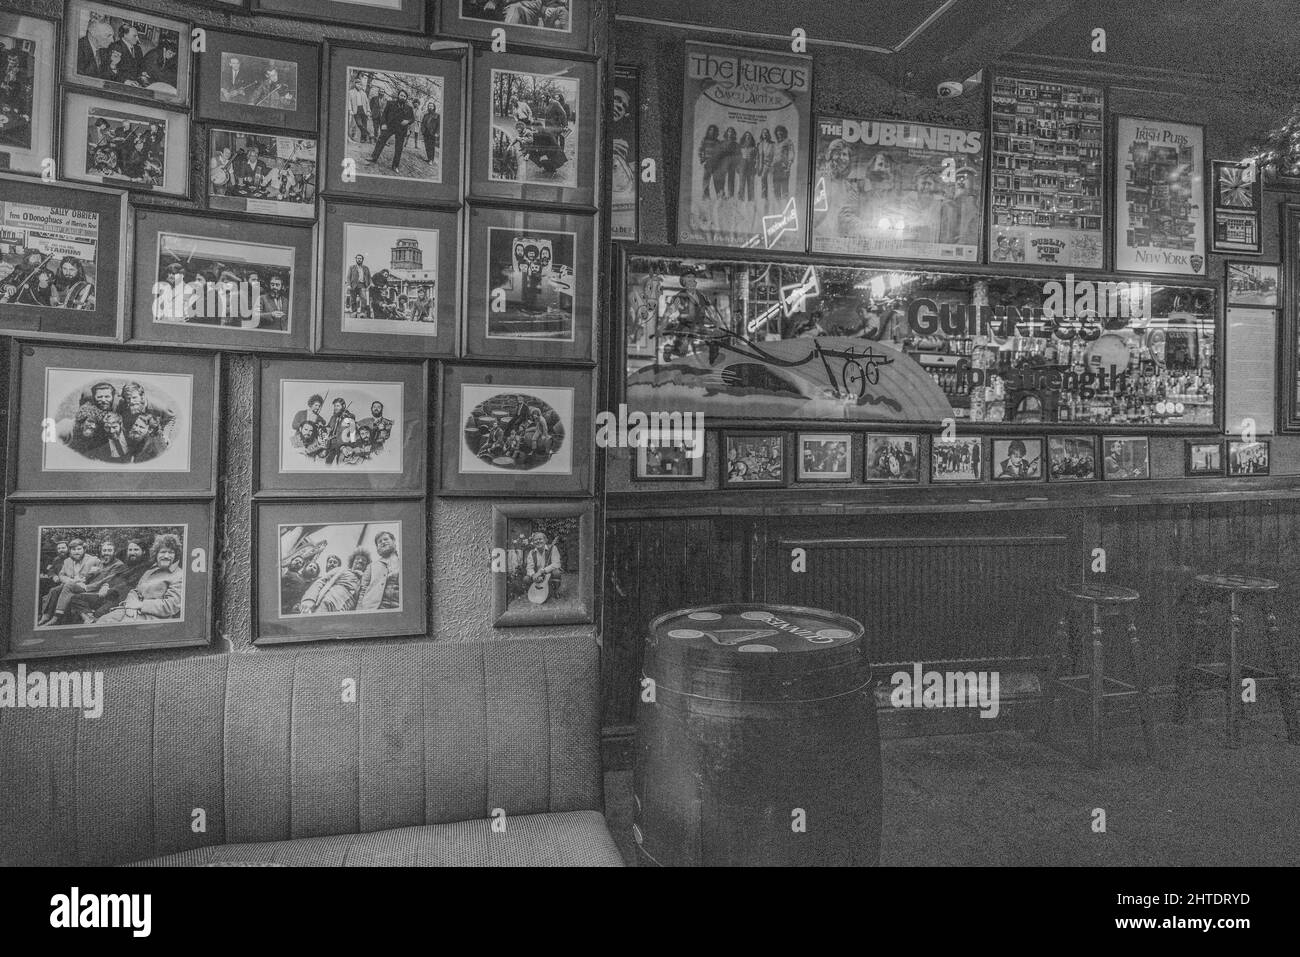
290, 419, 327, 460
347, 75, 371, 143
255, 274, 290, 331
0, 40, 35, 150
420, 100, 440, 162
354, 531, 398, 611
359, 401, 393, 452
660, 268, 724, 363
997, 440, 1036, 479
141, 34, 178, 89
280, 555, 310, 615
771, 125, 794, 200
96, 534, 184, 624
37, 538, 100, 625
39, 540, 70, 603
40, 540, 124, 625
76, 18, 115, 80
297, 549, 368, 615
369, 90, 415, 173
524, 531, 562, 603
109, 23, 148, 85
221, 55, 252, 100
55, 378, 176, 465
292, 394, 327, 433
347, 254, 372, 317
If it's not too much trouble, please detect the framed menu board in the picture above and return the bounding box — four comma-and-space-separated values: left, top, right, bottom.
1223, 305, 1276, 436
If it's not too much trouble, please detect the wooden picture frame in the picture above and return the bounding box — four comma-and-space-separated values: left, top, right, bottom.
1283, 204, 1300, 432
196, 29, 320, 135
990, 437, 1045, 482
491, 501, 594, 627
610, 65, 639, 242
252, 0, 427, 33
863, 433, 921, 483
796, 432, 853, 483
206, 127, 318, 221
1210, 159, 1262, 256
1226, 439, 1270, 477
0, 12, 59, 177
1101, 435, 1151, 480
1047, 435, 1097, 482
1185, 440, 1223, 476
721, 432, 787, 488
61, 89, 191, 199
632, 440, 706, 481
1226, 261, 1279, 307
440, 0, 591, 52
62, 0, 192, 107
930, 436, 984, 484
1113, 114, 1207, 277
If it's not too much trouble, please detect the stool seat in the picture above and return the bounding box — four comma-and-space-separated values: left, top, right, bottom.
1194, 574, 1279, 593
1057, 582, 1140, 604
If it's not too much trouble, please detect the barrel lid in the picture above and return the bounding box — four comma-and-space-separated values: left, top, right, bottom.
649, 604, 862, 657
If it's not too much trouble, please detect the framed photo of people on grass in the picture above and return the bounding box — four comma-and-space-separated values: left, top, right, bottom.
9, 343, 218, 496
62, 1, 191, 107
464, 204, 595, 363
196, 30, 320, 135
322, 43, 463, 207
5, 499, 213, 659
441, 1, 590, 52
0, 12, 58, 177
491, 501, 594, 627
254, 499, 426, 645
60, 90, 191, 198
251, 0, 427, 33
256, 357, 427, 495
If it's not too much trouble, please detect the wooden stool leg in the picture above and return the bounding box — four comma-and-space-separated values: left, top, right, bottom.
1227, 592, 1242, 749
1264, 600, 1299, 745
1089, 604, 1104, 766
1039, 613, 1067, 743
1182, 595, 1212, 723
1127, 611, 1158, 761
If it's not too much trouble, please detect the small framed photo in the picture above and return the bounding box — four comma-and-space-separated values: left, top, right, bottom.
797, 433, 853, 483
0, 13, 58, 177
1101, 436, 1151, 480
257, 357, 426, 495
441, 0, 590, 52
1185, 440, 1223, 476
196, 30, 320, 134
0, 176, 128, 343
1226, 261, 1279, 307
61, 90, 190, 198
492, 501, 594, 627
864, 433, 920, 482
252, 0, 427, 33
465, 204, 595, 363
10, 343, 218, 496
930, 436, 984, 483
319, 200, 458, 358
470, 49, 598, 207
633, 441, 705, 481
322, 43, 463, 206
722, 432, 786, 488
131, 208, 314, 353
62, 1, 191, 106
1048, 435, 1097, 482
441, 365, 592, 497
207, 128, 317, 220
6, 500, 213, 659
991, 437, 1045, 482
1227, 439, 1270, 476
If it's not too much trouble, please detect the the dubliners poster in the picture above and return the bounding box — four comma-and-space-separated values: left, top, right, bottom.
811, 116, 985, 262
677, 42, 811, 252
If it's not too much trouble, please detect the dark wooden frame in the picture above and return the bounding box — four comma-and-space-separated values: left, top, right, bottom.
1185, 439, 1224, 476
1046, 434, 1098, 482
1100, 435, 1151, 481
1225, 438, 1271, 477
60, 88, 192, 199
1281, 204, 1300, 432
61, 0, 192, 107
929, 435, 985, 484
610, 64, 639, 243
195, 29, 321, 135
251, 0, 427, 33
863, 432, 922, 483
1225, 260, 1280, 307
631, 440, 707, 482
439, 0, 592, 52
989, 436, 1046, 482
0, 11, 60, 178
204, 124, 319, 221
795, 432, 854, 483
720, 431, 788, 489
1209, 159, 1263, 256
491, 500, 595, 627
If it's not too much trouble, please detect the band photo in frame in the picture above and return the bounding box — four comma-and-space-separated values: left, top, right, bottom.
196, 29, 320, 135
440, 0, 590, 52
61, 89, 191, 198
62, 0, 192, 107
0, 12, 58, 178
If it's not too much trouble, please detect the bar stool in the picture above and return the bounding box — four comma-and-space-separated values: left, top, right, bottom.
1040, 582, 1158, 765
1177, 573, 1299, 748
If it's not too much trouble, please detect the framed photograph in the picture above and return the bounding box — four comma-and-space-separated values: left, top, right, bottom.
864, 433, 920, 482
930, 436, 983, 483
1114, 115, 1207, 276
61, 90, 190, 198
257, 357, 426, 495
251, 0, 427, 33
322, 44, 463, 206
471, 49, 597, 207
633, 440, 705, 481
492, 501, 594, 627
0, 176, 127, 343
1185, 440, 1223, 476
721, 432, 786, 488
196, 30, 319, 135
797, 432, 852, 483
1047, 435, 1097, 482
1226, 261, 1279, 307
1227, 439, 1270, 477
1101, 436, 1151, 480
6, 500, 213, 659
990, 437, 1044, 482
319, 200, 458, 358
208, 128, 317, 220
465, 204, 595, 363
0, 13, 58, 177
130, 208, 314, 353
255, 500, 426, 645
441, 0, 590, 51
610, 65, 639, 242
62, 1, 190, 106
440, 365, 592, 497
10, 343, 218, 496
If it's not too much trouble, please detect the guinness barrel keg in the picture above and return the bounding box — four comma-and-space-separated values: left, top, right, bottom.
633, 604, 881, 866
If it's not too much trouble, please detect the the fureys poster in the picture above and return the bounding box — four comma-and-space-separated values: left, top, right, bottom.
676, 42, 811, 252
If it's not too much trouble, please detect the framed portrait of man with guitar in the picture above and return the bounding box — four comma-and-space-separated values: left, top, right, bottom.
492, 501, 593, 626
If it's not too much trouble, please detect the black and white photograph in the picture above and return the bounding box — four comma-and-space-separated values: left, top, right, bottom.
1048, 435, 1097, 482
219, 51, 298, 112
461, 386, 571, 474
1101, 436, 1151, 480
276, 521, 403, 618
1185, 440, 1223, 476
442, 0, 588, 50
930, 436, 983, 483
797, 433, 852, 482
991, 438, 1044, 482
610, 66, 638, 242
722, 433, 786, 488
279, 380, 402, 473
61, 91, 190, 197
1227, 439, 1270, 476
197, 31, 320, 134
492, 501, 594, 627
633, 441, 704, 481
63, 1, 190, 106
252, 0, 427, 33
1227, 262, 1279, 307
0, 13, 56, 177
488, 67, 579, 190
208, 129, 317, 219
340, 222, 439, 333
864, 433, 920, 482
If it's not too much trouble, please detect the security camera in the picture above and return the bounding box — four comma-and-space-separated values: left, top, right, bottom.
937, 81, 964, 99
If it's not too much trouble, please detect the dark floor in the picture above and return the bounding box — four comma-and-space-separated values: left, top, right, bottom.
605, 711, 1300, 866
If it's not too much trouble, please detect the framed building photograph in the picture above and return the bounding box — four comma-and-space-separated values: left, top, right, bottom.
1226, 261, 1279, 307
930, 436, 983, 483
492, 501, 594, 628
62, 1, 191, 107
633, 440, 705, 481
722, 432, 786, 488
5, 500, 213, 659
470, 49, 597, 207
1114, 115, 1207, 276
991, 437, 1044, 481
255, 499, 426, 645
319, 200, 458, 358
9, 343, 218, 496
1185, 440, 1223, 476
864, 433, 920, 482
441, 365, 592, 496
610, 65, 639, 242
0, 13, 58, 177
322, 44, 463, 206
440, 0, 590, 51
251, 0, 427, 33
207, 128, 318, 220
60, 90, 190, 198
196, 30, 320, 134
465, 204, 595, 362
1226, 439, 1270, 476
1048, 435, 1097, 482
130, 208, 314, 353
0, 176, 128, 343
1101, 436, 1151, 480
797, 433, 853, 483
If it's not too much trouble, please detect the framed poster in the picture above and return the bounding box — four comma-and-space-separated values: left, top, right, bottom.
1210, 159, 1262, 255
251, 0, 426, 32
0, 13, 58, 177
930, 436, 983, 483
464, 204, 595, 363
491, 501, 594, 627
1226, 261, 1279, 307
990, 437, 1044, 481
322, 43, 463, 207
61, 90, 190, 198
62, 1, 191, 107
633, 440, 705, 481
470, 49, 597, 207
1226, 439, 1269, 476
440, 0, 591, 52
987, 74, 1105, 269
864, 433, 920, 482
196, 30, 320, 135
130, 208, 314, 353
1101, 436, 1151, 480
10, 343, 218, 496
255, 499, 427, 645
6, 500, 214, 659
677, 42, 811, 252
440, 364, 592, 496
721, 432, 786, 488
1114, 115, 1206, 276
796, 432, 852, 482
611, 65, 639, 242
319, 199, 458, 358
1185, 440, 1223, 476
256, 357, 427, 495
1223, 306, 1277, 436
0, 176, 128, 343
207, 128, 318, 220
1047, 435, 1097, 482
811, 117, 984, 263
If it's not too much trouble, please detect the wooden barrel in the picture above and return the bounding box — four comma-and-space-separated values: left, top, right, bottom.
633, 603, 880, 866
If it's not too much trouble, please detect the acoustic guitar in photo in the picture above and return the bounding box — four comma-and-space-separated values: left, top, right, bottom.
527, 572, 552, 604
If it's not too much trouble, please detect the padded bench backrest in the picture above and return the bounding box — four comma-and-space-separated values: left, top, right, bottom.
0, 635, 602, 866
